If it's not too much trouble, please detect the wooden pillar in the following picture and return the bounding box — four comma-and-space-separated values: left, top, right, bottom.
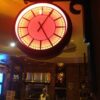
66, 64, 80, 100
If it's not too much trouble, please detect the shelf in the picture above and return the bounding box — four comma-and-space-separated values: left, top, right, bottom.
26, 98, 38, 100
24, 81, 50, 84
55, 87, 66, 90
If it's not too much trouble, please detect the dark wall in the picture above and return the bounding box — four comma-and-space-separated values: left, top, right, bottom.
90, 0, 100, 99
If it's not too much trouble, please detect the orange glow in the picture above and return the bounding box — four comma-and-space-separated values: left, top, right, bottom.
15, 3, 68, 50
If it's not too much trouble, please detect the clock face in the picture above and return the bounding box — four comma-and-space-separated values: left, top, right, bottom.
15, 3, 72, 59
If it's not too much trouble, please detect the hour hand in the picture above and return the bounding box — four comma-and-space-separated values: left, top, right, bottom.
38, 22, 43, 32
37, 9, 54, 32
38, 22, 48, 38
38, 22, 46, 34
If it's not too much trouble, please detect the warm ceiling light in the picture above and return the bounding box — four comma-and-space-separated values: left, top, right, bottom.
57, 62, 64, 67
10, 42, 16, 47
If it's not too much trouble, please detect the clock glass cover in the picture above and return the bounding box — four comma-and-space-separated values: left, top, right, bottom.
15, 3, 72, 58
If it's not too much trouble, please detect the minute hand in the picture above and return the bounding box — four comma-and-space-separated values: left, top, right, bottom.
37, 9, 54, 32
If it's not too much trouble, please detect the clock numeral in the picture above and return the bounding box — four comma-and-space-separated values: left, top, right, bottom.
21, 33, 29, 38
19, 27, 28, 28
54, 33, 62, 38
31, 10, 36, 16
41, 7, 43, 15
39, 7, 43, 15
28, 38, 34, 47
54, 16, 62, 21
22, 17, 30, 21
48, 39, 53, 47
56, 26, 65, 28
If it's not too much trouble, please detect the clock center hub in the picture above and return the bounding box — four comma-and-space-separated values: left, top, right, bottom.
28, 15, 55, 40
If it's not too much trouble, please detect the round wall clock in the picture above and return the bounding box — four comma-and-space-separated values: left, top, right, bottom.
15, 3, 72, 59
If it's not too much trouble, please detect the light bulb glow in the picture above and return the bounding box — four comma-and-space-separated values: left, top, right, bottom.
10, 42, 16, 47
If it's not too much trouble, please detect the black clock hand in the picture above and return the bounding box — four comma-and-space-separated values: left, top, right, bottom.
38, 22, 48, 39
37, 9, 54, 32
38, 22, 53, 46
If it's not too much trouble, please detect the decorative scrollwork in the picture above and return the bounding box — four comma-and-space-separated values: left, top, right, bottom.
69, 0, 85, 14
23, 0, 85, 14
